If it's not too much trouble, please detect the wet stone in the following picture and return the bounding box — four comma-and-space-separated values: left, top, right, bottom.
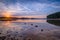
41, 29, 43, 31
11, 38, 13, 40
19, 36, 23, 37
0, 33, 1, 34
24, 23, 26, 24
16, 32, 18, 33
7, 31, 12, 34
0, 36, 6, 40
31, 24, 33, 25
35, 25, 38, 27
7, 35, 11, 37
54, 35, 60, 39
27, 38, 32, 40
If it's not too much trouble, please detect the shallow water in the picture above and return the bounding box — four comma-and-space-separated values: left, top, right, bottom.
0, 19, 60, 40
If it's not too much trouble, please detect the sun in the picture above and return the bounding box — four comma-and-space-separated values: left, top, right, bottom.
2, 11, 11, 18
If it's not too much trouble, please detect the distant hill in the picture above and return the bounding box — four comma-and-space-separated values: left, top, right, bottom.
0, 17, 39, 21
47, 12, 60, 19
0, 17, 19, 21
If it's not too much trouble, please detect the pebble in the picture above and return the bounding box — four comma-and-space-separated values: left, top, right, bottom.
41, 29, 43, 31
35, 25, 38, 27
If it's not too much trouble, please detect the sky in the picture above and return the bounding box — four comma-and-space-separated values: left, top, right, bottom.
0, 0, 60, 16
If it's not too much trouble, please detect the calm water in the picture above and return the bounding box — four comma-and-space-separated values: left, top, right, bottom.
0, 19, 60, 40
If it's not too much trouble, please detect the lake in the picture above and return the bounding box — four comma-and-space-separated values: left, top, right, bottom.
0, 19, 60, 40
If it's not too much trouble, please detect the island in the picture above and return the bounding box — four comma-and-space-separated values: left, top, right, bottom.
47, 12, 60, 19
47, 12, 60, 26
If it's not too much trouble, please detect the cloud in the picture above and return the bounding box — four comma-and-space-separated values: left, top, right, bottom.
24, 3, 60, 12
0, 1, 60, 16
0, 2, 35, 16
0, 0, 60, 5
0, 3, 30, 11
0, 2, 6, 11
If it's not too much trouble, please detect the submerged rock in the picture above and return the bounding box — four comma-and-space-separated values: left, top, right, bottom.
41, 29, 43, 32
35, 25, 38, 27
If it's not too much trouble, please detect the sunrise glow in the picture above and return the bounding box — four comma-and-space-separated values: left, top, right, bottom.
2, 11, 11, 18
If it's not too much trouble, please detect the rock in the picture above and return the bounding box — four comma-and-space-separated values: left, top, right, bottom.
35, 25, 38, 27
41, 29, 43, 31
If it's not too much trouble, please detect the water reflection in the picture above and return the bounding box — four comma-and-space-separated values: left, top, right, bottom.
47, 20, 60, 26
16, 19, 46, 23
0, 19, 60, 40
